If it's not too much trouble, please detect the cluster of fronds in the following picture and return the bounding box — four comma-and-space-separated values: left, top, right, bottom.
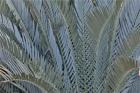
0, 0, 140, 93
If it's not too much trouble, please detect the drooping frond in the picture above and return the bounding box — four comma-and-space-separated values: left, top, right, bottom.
101, 56, 137, 93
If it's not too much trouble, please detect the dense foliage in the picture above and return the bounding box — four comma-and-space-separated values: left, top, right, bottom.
0, 0, 140, 93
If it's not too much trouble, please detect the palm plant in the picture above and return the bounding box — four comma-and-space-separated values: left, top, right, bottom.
0, 0, 140, 93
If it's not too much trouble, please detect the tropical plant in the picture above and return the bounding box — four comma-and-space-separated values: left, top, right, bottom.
0, 0, 140, 93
